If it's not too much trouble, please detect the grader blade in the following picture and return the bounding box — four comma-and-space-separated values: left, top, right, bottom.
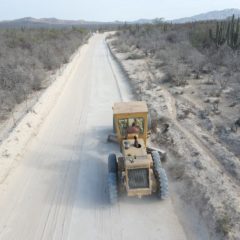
107, 134, 118, 143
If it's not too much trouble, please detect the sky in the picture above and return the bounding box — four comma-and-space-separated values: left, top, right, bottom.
0, 0, 240, 21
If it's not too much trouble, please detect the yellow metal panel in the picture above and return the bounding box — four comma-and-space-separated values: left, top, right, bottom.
127, 188, 152, 197
122, 139, 147, 157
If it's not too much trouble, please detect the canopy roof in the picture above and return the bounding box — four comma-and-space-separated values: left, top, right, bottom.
113, 101, 148, 115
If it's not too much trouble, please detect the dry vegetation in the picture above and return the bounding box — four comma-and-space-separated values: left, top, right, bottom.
109, 18, 240, 239
0, 27, 89, 121
113, 20, 240, 89
112, 19, 240, 155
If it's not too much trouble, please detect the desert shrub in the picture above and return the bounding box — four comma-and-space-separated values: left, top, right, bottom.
126, 52, 144, 60
174, 63, 189, 86
189, 27, 213, 49
161, 69, 174, 83
216, 214, 232, 236
166, 32, 178, 43
188, 49, 206, 78
115, 21, 240, 90
112, 41, 130, 52
0, 28, 89, 117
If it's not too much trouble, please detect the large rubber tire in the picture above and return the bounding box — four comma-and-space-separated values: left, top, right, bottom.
108, 172, 118, 204
151, 150, 162, 171
156, 168, 168, 199
108, 153, 117, 173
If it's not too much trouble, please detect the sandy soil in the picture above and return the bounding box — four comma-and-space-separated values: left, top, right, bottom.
0, 34, 195, 240
107, 38, 240, 239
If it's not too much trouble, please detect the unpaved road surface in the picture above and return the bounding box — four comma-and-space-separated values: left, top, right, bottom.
0, 34, 188, 240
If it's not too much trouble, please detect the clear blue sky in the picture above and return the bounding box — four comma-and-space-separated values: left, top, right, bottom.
1, 0, 240, 21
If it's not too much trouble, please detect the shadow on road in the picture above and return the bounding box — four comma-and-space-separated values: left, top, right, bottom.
23, 125, 162, 210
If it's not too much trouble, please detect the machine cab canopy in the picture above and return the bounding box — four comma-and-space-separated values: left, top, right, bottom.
113, 101, 148, 115
113, 101, 148, 144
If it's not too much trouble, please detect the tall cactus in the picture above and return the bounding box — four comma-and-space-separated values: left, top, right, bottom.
163, 24, 168, 32
209, 15, 240, 50
227, 15, 240, 50
209, 22, 226, 47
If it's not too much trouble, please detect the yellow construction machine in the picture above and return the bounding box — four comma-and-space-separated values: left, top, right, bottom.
107, 101, 168, 204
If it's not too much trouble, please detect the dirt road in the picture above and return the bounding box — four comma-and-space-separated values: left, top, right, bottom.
0, 34, 188, 240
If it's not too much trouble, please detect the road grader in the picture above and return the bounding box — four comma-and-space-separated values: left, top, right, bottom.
107, 101, 168, 204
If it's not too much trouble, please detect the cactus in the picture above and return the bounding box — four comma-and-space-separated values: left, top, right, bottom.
209, 22, 226, 47
209, 15, 240, 50
163, 24, 168, 32
228, 15, 240, 50
137, 24, 141, 32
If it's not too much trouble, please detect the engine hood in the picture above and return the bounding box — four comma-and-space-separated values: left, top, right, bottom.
122, 139, 151, 169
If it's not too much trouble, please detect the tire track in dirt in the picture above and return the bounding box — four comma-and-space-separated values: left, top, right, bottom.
161, 86, 240, 189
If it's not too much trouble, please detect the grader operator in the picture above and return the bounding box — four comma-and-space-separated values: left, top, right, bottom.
107, 101, 168, 204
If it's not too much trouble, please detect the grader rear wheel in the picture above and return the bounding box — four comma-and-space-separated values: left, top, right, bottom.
108, 153, 118, 204
108, 153, 117, 172
156, 168, 168, 199
151, 151, 162, 170
108, 173, 118, 204
152, 151, 168, 199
